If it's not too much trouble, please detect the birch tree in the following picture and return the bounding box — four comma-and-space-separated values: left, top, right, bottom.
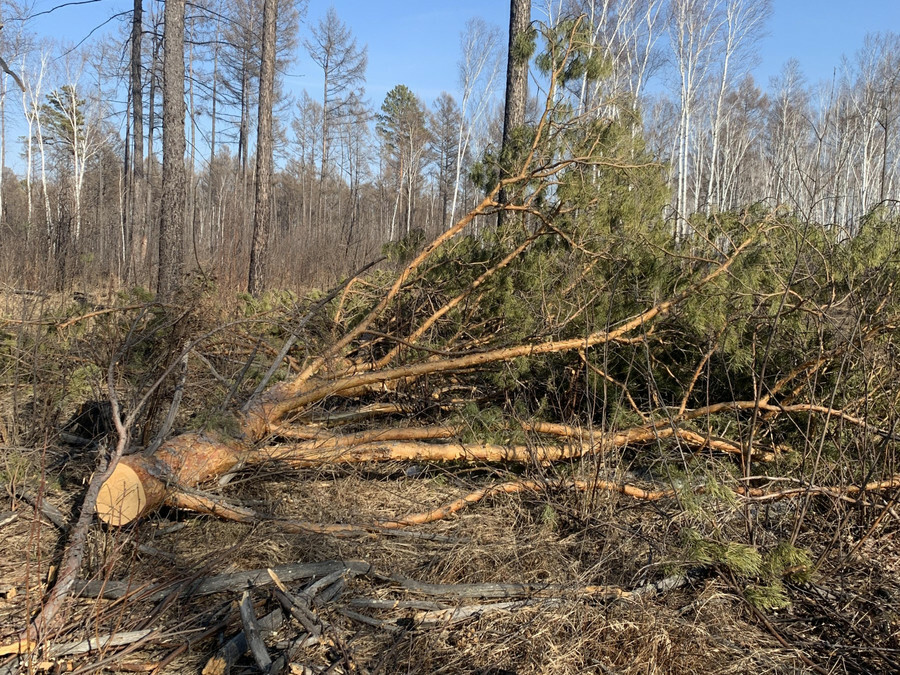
41, 81, 105, 242
453, 17, 502, 225
377, 84, 430, 240
668, 0, 722, 237
704, 0, 771, 214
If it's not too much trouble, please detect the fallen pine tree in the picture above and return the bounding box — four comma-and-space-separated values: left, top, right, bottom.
94, 225, 762, 526
6, 26, 900, 673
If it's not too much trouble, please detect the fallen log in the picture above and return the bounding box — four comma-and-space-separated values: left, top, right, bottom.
96, 433, 246, 525
73, 560, 371, 601
96, 416, 772, 526
93, 230, 765, 527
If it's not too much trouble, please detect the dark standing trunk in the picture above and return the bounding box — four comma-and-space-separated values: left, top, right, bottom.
122, 90, 131, 276
159, 0, 185, 299
497, 0, 530, 229
1, 74, 6, 227
129, 0, 144, 283
145, 28, 160, 277
209, 19, 219, 254
239, 60, 249, 180
248, 0, 277, 296
131, 0, 144, 183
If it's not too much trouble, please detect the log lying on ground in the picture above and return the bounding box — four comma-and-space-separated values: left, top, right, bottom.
96, 420, 768, 526
74, 559, 370, 601
95, 230, 768, 526
96, 433, 247, 525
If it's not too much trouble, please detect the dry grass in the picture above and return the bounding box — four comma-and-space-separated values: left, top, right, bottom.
2, 289, 900, 674
3, 451, 898, 673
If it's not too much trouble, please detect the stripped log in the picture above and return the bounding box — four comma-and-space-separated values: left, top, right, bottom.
96, 418, 774, 526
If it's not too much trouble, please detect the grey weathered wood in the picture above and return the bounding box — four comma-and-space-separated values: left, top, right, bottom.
47, 629, 154, 657
203, 607, 283, 675
74, 560, 371, 600
239, 591, 272, 671
273, 586, 319, 636
11, 487, 68, 531
348, 598, 447, 611
383, 572, 688, 601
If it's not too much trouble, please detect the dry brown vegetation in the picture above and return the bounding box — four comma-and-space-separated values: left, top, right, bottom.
2, 242, 900, 674
2, 25, 900, 672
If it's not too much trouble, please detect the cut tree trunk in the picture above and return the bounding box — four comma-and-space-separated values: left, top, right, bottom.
97, 433, 246, 525
97, 181, 764, 527
95, 419, 770, 526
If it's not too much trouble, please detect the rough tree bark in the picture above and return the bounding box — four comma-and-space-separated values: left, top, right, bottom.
497, 0, 531, 229
158, 0, 185, 299
248, 0, 277, 296
128, 0, 144, 282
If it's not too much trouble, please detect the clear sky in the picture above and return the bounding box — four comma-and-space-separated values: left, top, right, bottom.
15, 0, 900, 119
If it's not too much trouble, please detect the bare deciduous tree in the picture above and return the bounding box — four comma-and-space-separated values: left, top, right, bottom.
668, 0, 722, 237
704, 0, 771, 214
303, 7, 367, 184
454, 17, 502, 225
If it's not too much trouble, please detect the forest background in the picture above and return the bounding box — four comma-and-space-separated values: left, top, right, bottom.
0, 0, 897, 291
2, 0, 900, 672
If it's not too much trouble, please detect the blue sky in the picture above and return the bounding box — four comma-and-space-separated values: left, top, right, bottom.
297, 0, 900, 108
16, 0, 900, 118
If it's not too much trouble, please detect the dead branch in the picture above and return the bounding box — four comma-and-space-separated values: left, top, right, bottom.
46, 630, 155, 658
56, 304, 155, 330
238, 591, 272, 672
380, 572, 688, 603
737, 475, 900, 502
8, 486, 68, 531
202, 607, 283, 675
74, 560, 371, 601
242, 227, 761, 438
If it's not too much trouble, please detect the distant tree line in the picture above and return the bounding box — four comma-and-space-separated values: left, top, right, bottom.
0, 0, 896, 294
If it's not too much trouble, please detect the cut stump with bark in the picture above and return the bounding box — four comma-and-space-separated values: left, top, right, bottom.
96, 433, 246, 526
